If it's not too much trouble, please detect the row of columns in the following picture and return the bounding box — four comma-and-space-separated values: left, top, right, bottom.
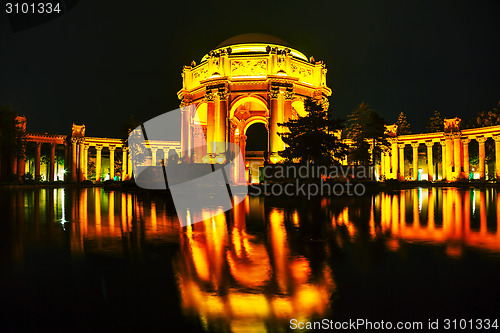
181, 86, 295, 166
69, 139, 130, 182
380, 135, 499, 181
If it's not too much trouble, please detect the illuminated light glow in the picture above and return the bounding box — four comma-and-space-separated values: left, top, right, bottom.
228, 293, 271, 317
292, 211, 300, 227
271, 297, 293, 318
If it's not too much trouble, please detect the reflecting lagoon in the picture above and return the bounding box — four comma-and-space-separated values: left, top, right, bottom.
1, 187, 499, 332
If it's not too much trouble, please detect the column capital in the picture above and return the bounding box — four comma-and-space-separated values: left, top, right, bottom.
218, 89, 228, 101
71, 137, 79, 144
461, 138, 471, 145
284, 89, 294, 100
123, 146, 129, 152
35, 141, 42, 147
440, 140, 447, 146
493, 135, 500, 142
397, 142, 406, 149
411, 142, 420, 148
205, 90, 215, 102
95, 145, 103, 151
269, 87, 279, 99
150, 147, 158, 152
108, 145, 116, 151
425, 141, 434, 147
477, 136, 487, 143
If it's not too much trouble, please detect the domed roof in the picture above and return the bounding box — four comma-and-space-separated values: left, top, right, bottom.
201, 33, 307, 62
216, 33, 291, 48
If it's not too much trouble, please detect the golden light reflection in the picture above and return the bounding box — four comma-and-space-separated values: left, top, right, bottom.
376, 187, 500, 254
177, 198, 335, 331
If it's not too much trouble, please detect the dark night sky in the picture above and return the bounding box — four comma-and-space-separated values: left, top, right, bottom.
1, 0, 499, 137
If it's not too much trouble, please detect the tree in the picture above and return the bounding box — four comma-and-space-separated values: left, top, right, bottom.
426, 110, 444, 133
0, 105, 27, 180
395, 111, 413, 165
121, 115, 145, 178
395, 112, 411, 135
425, 110, 444, 175
278, 97, 348, 164
345, 102, 387, 165
469, 100, 500, 168
470, 100, 500, 128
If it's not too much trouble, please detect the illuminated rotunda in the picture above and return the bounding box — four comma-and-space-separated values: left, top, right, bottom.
177, 33, 331, 181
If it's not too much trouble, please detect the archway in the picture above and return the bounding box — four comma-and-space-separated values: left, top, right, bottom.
245, 122, 268, 183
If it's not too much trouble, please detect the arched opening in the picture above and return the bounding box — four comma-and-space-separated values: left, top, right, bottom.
245, 122, 268, 183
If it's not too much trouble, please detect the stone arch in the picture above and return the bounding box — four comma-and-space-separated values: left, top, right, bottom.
229, 95, 269, 119
243, 116, 268, 134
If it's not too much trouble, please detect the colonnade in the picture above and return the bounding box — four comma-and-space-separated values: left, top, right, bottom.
379, 121, 500, 181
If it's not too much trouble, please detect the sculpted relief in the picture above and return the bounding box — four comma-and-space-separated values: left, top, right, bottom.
231, 59, 267, 76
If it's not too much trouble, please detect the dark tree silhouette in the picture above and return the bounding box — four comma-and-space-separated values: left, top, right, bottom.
426, 110, 444, 133
395, 112, 411, 135
345, 102, 387, 165
278, 97, 347, 164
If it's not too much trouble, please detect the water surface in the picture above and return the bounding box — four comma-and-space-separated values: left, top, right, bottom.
1, 187, 499, 332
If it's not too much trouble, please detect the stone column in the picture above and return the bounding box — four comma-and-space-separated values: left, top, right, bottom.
83, 145, 88, 180
239, 134, 247, 183
78, 141, 85, 181
127, 150, 132, 178
122, 147, 128, 179
50, 143, 56, 182
109, 146, 116, 179
440, 140, 447, 180
181, 104, 192, 160
17, 143, 26, 180
35, 142, 41, 181
453, 136, 462, 179
215, 90, 228, 156
64, 142, 70, 181
150, 147, 157, 166
269, 87, 283, 163
284, 90, 293, 122
462, 139, 470, 179
380, 152, 386, 177
398, 143, 405, 180
494, 136, 500, 179
391, 140, 398, 179
411, 142, 419, 181
385, 151, 390, 178
206, 91, 215, 154
425, 141, 434, 181
71, 138, 78, 181
477, 137, 486, 179
95, 145, 103, 182
445, 136, 454, 180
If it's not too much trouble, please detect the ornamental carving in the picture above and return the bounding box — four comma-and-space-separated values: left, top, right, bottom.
384, 124, 398, 137
71, 123, 85, 137
291, 63, 312, 78
231, 59, 267, 76
205, 90, 214, 102
444, 117, 461, 132
269, 87, 279, 99
218, 89, 228, 101
284, 89, 294, 100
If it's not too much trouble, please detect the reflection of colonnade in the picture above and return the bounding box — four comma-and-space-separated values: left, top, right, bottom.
379, 119, 500, 181
374, 188, 500, 253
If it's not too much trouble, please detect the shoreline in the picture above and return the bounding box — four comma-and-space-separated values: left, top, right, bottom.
1, 179, 500, 193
